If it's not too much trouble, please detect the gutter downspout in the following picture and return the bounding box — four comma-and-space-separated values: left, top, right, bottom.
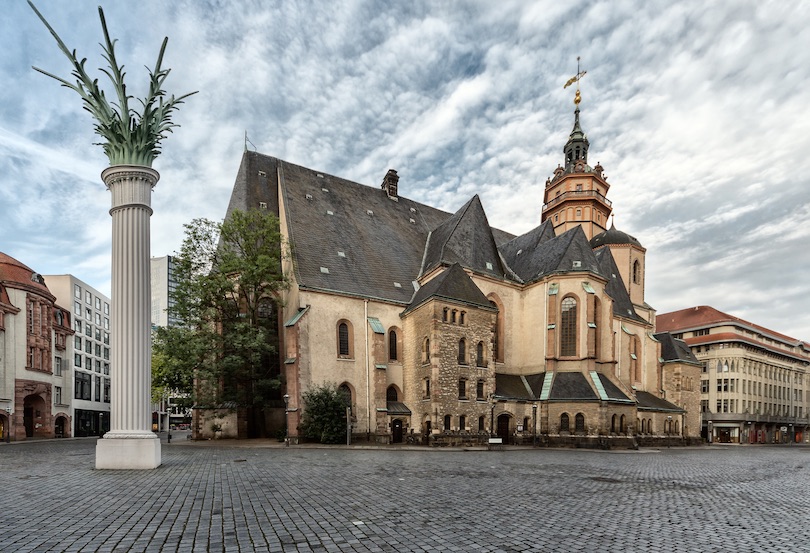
365, 299, 371, 439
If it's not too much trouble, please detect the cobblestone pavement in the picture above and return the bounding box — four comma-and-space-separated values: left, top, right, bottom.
1, 437, 808, 553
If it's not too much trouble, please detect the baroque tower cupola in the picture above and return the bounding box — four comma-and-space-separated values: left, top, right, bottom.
541, 58, 613, 241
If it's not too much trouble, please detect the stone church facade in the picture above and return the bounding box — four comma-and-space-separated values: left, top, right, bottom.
215, 102, 701, 447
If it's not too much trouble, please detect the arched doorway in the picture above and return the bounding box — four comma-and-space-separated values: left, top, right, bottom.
23, 394, 47, 438
497, 413, 511, 443
392, 419, 403, 443
55, 416, 67, 438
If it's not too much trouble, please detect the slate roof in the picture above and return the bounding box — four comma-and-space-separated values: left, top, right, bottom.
635, 391, 684, 413
495, 374, 534, 400
277, 158, 452, 304
402, 263, 495, 315
421, 195, 510, 280
593, 247, 646, 323
654, 332, 701, 365
594, 373, 633, 402
225, 153, 526, 305
498, 220, 556, 282
225, 152, 654, 324
386, 401, 411, 415
590, 223, 644, 249
548, 372, 598, 401
500, 226, 602, 284
494, 372, 547, 400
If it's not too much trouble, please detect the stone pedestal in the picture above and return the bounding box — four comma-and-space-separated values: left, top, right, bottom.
96, 165, 161, 470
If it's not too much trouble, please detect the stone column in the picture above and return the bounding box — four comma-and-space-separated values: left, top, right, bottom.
96, 165, 161, 469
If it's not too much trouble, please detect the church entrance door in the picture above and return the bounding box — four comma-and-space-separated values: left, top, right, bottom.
392, 419, 403, 443
497, 414, 511, 444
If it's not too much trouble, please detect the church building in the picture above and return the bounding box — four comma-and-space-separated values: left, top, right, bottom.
210, 94, 701, 447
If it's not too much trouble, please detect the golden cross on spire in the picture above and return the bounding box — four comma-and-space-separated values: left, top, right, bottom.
563, 56, 587, 105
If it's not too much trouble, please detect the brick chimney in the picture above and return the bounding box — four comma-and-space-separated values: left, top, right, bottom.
381, 169, 399, 199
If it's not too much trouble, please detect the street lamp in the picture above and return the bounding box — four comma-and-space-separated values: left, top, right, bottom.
489, 394, 496, 437
283, 394, 290, 447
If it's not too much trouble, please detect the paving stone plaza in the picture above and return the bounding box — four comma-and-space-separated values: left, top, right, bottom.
1, 437, 808, 553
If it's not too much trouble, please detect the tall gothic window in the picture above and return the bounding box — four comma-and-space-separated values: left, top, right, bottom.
389, 329, 398, 361
633, 260, 641, 284
560, 297, 577, 357
337, 320, 354, 358
458, 338, 466, 364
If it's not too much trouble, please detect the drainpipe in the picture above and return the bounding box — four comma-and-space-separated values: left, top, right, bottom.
364, 299, 371, 439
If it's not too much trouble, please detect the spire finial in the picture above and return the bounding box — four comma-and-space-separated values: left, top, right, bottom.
563, 56, 587, 106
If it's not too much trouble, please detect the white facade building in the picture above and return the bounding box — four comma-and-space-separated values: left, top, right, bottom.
44, 275, 111, 437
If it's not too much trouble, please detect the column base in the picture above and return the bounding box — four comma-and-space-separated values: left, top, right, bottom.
95, 434, 161, 469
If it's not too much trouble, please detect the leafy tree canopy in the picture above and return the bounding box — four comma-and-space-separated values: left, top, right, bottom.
152, 209, 289, 421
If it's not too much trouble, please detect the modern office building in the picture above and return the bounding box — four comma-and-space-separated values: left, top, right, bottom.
44, 275, 112, 437
151, 255, 180, 328
657, 306, 810, 443
150, 255, 191, 430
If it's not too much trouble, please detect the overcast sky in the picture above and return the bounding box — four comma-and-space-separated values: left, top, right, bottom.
2, 1, 809, 341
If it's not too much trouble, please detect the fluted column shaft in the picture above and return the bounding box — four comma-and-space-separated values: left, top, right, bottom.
96, 166, 161, 469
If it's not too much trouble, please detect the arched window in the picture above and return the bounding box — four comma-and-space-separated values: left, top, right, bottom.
386, 385, 398, 402
488, 295, 504, 363
629, 335, 638, 381
560, 413, 570, 432
640, 418, 646, 433
458, 379, 467, 399
523, 417, 530, 433
443, 308, 449, 322
478, 416, 486, 432
388, 329, 398, 361
575, 413, 585, 432
338, 383, 352, 409
560, 297, 577, 357
459, 415, 466, 432
337, 320, 353, 358
424, 378, 431, 399
594, 297, 602, 359
632, 259, 641, 284
476, 379, 485, 400
444, 414, 451, 431
647, 419, 652, 434
476, 341, 486, 367
675, 420, 680, 435
620, 414, 627, 434
611, 414, 617, 433
458, 338, 467, 364
423, 337, 430, 363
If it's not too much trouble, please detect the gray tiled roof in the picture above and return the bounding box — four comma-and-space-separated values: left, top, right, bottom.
498, 220, 556, 281
636, 390, 684, 412
403, 263, 495, 315
654, 332, 701, 365
593, 248, 646, 323
277, 157, 452, 303
421, 195, 511, 280
595, 373, 633, 402
502, 226, 602, 284
549, 372, 598, 400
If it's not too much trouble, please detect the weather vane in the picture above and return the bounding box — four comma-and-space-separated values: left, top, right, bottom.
563, 56, 587, 106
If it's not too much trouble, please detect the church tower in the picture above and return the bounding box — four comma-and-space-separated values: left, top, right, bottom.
541, 63, 613, 241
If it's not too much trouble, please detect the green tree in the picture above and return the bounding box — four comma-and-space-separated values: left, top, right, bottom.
154, 209, 288, 437
300, 383, 352, 444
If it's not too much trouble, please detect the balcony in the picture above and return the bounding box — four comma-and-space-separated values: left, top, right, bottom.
542, 189, 612, 212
